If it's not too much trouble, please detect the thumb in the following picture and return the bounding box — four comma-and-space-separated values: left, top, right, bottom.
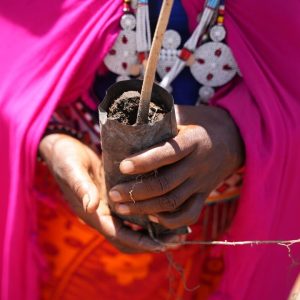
66, 164, 101, 213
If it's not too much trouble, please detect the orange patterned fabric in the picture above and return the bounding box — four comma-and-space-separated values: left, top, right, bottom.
34, 163, 231, 300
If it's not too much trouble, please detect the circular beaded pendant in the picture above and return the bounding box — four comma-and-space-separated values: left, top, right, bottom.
157, 30, 181, 79
190, 41, 237, 87
104, 14, 138, 76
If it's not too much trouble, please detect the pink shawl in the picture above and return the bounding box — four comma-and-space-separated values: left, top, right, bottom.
1, 0, 300, 299
0, 0, 122, 298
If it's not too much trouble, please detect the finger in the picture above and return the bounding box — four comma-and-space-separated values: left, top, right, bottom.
159, 233, 187, 250
109, 156, 193, 203
152, 193, 205, 230
61, 161, 101, 213
119, 127, 196, 175
114, 179, 195, 215
68, 199, 166, 253
95, 214, 166, 253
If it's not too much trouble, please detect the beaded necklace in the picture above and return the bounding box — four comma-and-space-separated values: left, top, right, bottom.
104, 0, 239, 104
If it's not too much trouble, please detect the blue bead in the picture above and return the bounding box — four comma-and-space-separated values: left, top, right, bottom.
207, 0, 220, 9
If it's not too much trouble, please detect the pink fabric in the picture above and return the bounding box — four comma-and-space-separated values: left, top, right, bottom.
212, 1, 300, 299
183, 3, 300, 298
1, 0, 300, 299
184, 0, 300, 298
0, 0, 122, 299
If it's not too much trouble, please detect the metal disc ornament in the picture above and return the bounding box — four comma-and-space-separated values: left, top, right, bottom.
190, 42, 237, 87
104, 29, 137, 76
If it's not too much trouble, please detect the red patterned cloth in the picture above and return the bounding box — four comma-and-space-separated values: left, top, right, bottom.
35, 162, 232, 300
35, 97, 242, 299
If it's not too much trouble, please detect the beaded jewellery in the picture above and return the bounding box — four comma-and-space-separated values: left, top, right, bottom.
104, 0, 240, 104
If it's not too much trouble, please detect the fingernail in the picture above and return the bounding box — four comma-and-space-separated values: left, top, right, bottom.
116, 204, 130, 214
82, 194, 90, 212
120, 160, 135, 174
148, 215, 159, 223
109, 190, 122, 202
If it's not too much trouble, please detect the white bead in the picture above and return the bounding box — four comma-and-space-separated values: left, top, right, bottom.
162, 30, 181, 50
210, 25, 226, 42
199, 86, 215, 100
120, 14, 136, 31
116, 75, 131, 82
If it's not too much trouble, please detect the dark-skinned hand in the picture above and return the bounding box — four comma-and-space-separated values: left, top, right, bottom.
39, 133, 174, 253
108, 104, 244, 230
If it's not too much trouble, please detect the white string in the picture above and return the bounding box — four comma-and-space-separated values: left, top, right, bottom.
136, 3, 151, 52
160, 6, 216, 88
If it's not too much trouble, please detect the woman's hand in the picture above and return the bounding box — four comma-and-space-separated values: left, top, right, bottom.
109, 104, 244, 230
39, 134, 167, 253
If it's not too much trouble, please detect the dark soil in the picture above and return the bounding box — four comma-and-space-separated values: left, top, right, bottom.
108, 91, 167, 125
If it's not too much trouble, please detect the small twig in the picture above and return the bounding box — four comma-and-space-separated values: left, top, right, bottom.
165, 252, 202, 292
129, 175, 143, 203
163, 238, 300, 247
136, 0, 174, 125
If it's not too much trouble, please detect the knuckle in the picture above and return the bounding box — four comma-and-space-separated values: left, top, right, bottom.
144, 173, 171, 196
71, 179, 84, 197
156, 174, 171, 194
159, 192, 181, 211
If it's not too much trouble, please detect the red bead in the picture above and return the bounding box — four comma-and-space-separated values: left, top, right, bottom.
123, 3, 131, 12
197, 58, 205, 64
138, 52, 146, 63
122, 35, 128, 44
122, 62, 128, 70
165, 66, 171, 73
218, 8, 225, 16
179, 48, 192, 61
215, 48, 222, 57
223, 64, 233, 71
109, 49, 116, 55
207, 73, 213, 81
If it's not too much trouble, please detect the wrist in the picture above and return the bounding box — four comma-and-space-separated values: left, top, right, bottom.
39, 133, 70, 163
212, 108, 245, 171
175, 104, 245, 171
